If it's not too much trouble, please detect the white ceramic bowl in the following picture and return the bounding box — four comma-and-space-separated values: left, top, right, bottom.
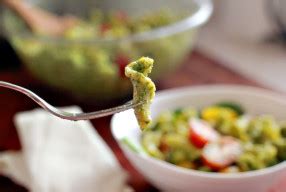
111, 85, 286, 192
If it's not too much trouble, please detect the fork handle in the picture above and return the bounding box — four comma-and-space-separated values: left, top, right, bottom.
0, 81, 137, 120
0, 81, 77, 120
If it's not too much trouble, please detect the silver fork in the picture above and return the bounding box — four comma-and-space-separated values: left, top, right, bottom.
0, 81, 140, 121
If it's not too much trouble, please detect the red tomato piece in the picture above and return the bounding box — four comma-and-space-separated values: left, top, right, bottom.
188, 118, 219, 148
202, 136, 242, 170
115, 54, 130, 77
100, 23, 111, 34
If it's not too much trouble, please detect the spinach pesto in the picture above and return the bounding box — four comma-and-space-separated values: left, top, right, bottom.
125, 57, 156, 130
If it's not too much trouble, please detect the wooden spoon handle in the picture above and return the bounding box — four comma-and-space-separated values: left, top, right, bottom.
2, 0, 77, 36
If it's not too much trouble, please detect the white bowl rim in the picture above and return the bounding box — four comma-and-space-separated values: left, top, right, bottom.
111, 84, 286, 179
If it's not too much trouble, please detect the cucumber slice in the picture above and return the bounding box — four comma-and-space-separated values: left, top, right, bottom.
216, 102, 244, 115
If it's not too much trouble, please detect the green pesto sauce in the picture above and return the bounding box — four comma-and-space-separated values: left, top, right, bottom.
125, 57, 156, 130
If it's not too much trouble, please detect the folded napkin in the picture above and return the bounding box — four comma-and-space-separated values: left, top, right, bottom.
0, 106, 132, 192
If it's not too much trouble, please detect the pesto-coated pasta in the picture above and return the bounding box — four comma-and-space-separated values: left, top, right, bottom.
125, 57, 156, 130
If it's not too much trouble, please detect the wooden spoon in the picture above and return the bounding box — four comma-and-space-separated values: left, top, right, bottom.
2, 0, 79, 36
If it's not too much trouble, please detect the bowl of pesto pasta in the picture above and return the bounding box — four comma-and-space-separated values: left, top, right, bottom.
111, 85, 286, 192
0, 0, 212, 102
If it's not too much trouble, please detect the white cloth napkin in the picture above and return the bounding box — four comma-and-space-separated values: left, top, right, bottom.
0, 106, 132, 192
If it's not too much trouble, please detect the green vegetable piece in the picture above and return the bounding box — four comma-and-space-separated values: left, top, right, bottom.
280, 125, 286, 138
121, 137, 145, 154
197, 166, 212, 172
274, 139, 286, 161
173, 108, 183, 116
125, 57, 156, 130
141, 131, 164, 159
216, 101, 244, 115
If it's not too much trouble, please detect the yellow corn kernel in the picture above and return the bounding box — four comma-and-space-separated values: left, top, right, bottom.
177, 161, 196, 169
202, 107, 237, 122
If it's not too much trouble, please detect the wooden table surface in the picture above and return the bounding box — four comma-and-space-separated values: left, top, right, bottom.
0, 49, 261, 192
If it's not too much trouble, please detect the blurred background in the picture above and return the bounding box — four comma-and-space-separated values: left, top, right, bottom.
197, 0, 286, 92
1, 0, 286, 191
